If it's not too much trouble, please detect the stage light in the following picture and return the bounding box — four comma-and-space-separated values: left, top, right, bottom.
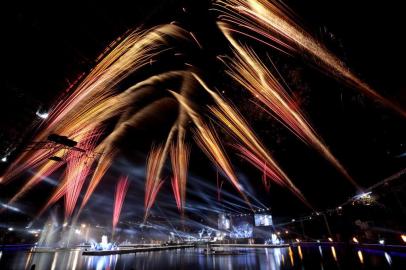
285, 230, 289, 234
81, 224, 86, 228
63, 222, 68, 227
295, 238, 300, 243
8, 227, 13, 231
1, 157, 7, 162
328, 237, 333, 242
352, 237, 359, 243
75, 229, 81, 234
379, 239, 385, 245
401, 234, 406, 243
291, 219, 295, 222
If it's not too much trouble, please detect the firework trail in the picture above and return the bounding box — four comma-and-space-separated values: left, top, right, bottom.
170, 136, 190, 214
3, 0, 396, 220
79, 148, 116, 212
218, 27, 360, 189
5, 156, 64, 206
144, 145, 166, 220
170, 90, 251, 207
36, 172, 70, 218
215, 0, 405, 117
64, 130, 100, 219
1, 24, 191, 184
194, 74, 311, 203
78, 71, 189, 211
236, 144, 309, 207
113, 175, 130, 233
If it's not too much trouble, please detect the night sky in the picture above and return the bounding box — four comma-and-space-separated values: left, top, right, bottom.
0, 0, 405, 225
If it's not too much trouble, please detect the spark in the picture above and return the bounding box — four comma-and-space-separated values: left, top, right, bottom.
144, 145, 166, 220
1, 0, 396, 222
170, 136, 190, 214
170, 90, 251, 207
64, 129, 100, 219
218, 26, 360, 189
194, 74, 310, 205
113, 176, 130, 232
215, 0, 405, 117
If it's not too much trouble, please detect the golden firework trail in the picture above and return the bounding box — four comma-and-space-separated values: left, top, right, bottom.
64, 130, 100, 219
3, 0, 398, 220
219, 26, 360, 189
5, 153, 64, 206
215, 0, 405, 117
1, 24, 191, 184
170, 135, 190, 214
194, 73, 310, 203
144, 145, 166, 220
170, 90, 251, 207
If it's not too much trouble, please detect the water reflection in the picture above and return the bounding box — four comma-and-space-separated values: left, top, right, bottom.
384, 252, 392, 265
357, 250, 364, 264
0, 246, 405, 270
330, 246, 337, 261
50, 252, 58, 270
297, 245, 303, 260
288, 246, 294, 266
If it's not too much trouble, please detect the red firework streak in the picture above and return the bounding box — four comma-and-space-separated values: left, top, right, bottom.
144, 145, 165, 220
236, 144, 311, 208
170, 139, 190, 214
113, 176, 130, 233
64, 130, 101, 220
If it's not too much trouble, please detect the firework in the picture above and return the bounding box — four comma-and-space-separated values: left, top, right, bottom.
113, 176, 130, 232
1, 25, 191, 185
5, 156, 64, 206
170, 135, 190, 214
236, 144, 310, 207
195, 74, 307, 196
1, 0, 394, 221
215, 0, 405, 117
218, 27, 359, 189
144, 145, 166, 220
170, 90, 251, 207
64, 130, 100, 219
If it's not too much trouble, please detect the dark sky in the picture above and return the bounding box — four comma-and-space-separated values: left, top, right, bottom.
0, 0, 405, 224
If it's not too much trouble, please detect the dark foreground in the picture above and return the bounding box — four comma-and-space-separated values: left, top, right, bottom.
1, 245, 405, 270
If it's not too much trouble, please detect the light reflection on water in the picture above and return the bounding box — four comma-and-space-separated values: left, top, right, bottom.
0, 246, 405, 270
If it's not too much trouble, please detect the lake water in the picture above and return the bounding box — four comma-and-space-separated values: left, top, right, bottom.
1, 245, 405, 269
